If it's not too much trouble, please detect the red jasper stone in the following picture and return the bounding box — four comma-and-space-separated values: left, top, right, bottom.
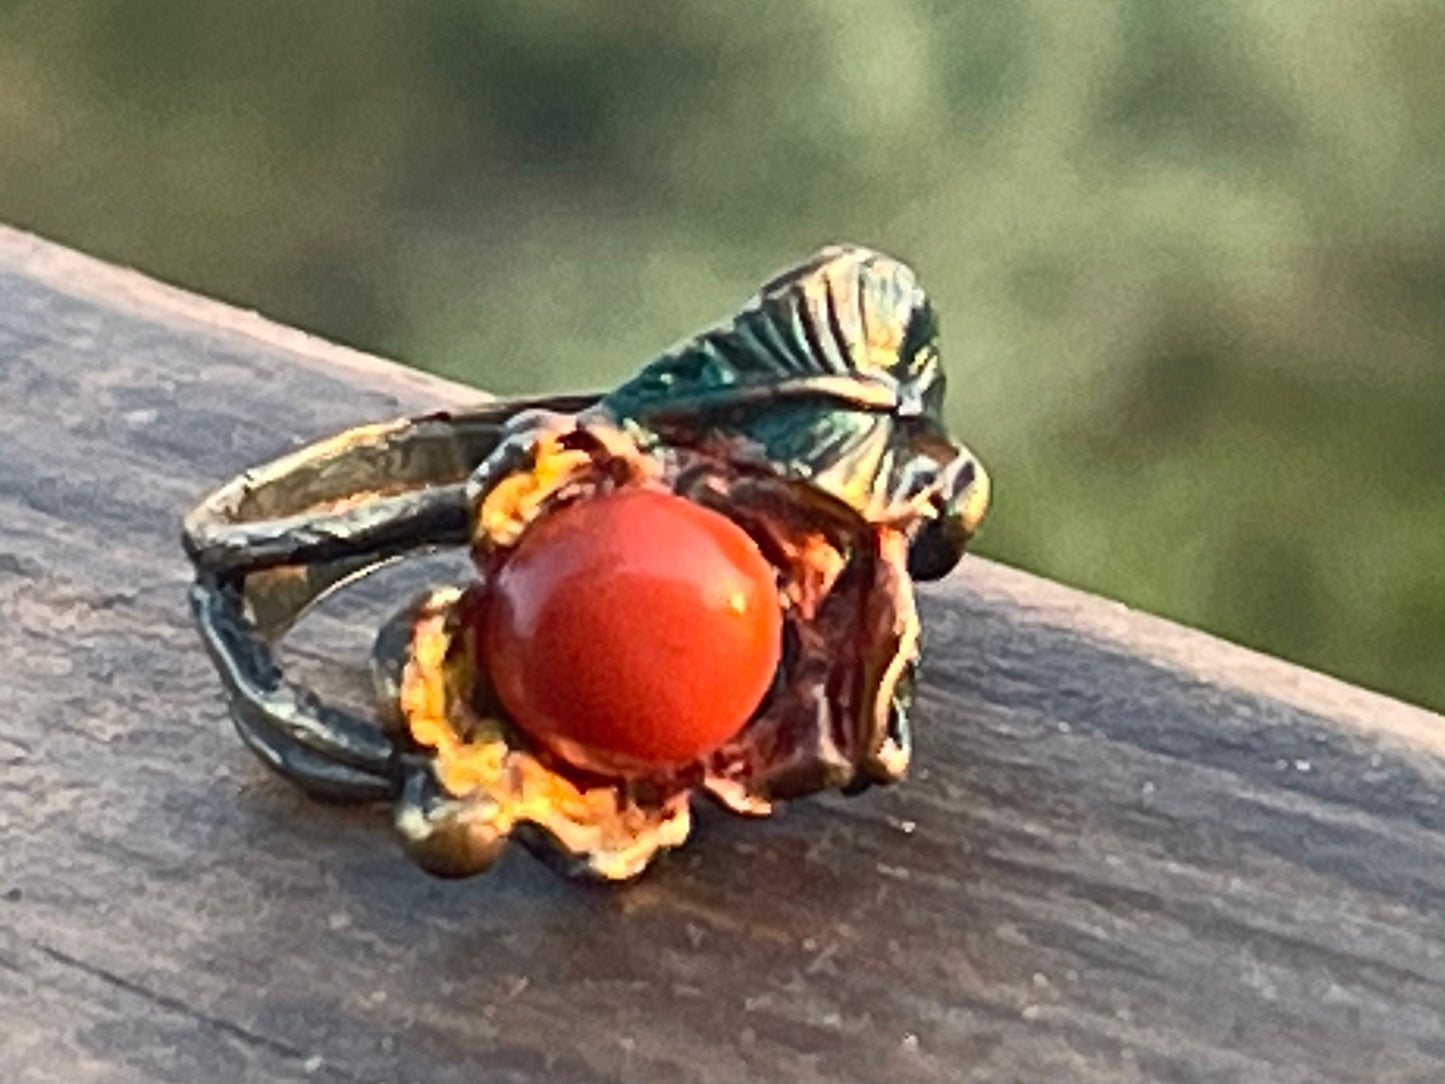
480, 488, 782, 773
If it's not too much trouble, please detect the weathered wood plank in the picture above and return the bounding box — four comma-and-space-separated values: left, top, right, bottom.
1, 224, 1443, 1084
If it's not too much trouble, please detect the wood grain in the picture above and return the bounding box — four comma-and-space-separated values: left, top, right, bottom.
1, 224, 1443, 1084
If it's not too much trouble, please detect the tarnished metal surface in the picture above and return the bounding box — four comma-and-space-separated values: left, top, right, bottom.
182, 245, 990, 879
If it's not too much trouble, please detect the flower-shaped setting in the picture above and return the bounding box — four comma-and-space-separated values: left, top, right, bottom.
184, 245, 990, 880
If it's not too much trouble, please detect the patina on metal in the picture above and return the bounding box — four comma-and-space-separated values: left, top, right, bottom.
182, 244, 990, 880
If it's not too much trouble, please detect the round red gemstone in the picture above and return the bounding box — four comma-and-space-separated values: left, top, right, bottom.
480, 487, 783, 773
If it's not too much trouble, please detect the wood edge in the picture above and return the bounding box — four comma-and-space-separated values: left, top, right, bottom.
4, 223, 1436, 758
0, 223, 488, 408
934, 557, 1445, 756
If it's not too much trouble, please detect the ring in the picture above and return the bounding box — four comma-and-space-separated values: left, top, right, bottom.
182, 244, 990, 881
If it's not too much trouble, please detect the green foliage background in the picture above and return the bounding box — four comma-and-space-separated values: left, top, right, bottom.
1, 1, 1440, 710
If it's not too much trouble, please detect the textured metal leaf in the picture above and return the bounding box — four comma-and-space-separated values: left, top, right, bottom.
601, 245, 956, 521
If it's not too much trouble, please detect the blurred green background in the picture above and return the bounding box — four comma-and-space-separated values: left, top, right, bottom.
1, 2, 1440, 711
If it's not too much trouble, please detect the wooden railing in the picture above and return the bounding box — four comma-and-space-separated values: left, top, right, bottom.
2, 225, 1442, 1083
